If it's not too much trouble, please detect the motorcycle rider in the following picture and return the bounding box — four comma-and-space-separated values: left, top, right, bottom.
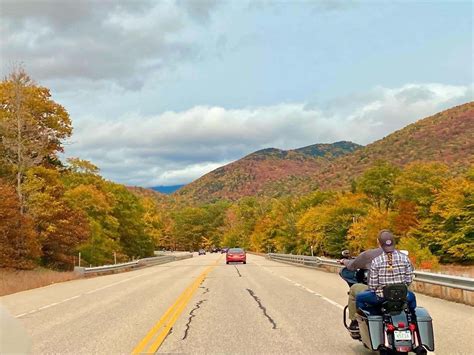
339, 244, 383, 331
356, 230, 417, 313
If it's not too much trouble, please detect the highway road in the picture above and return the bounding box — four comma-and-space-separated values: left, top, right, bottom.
1, 253, 473, 354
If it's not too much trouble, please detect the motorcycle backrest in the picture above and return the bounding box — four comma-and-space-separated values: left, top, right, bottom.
382, 284, 407, 314
383, 284, 407, 301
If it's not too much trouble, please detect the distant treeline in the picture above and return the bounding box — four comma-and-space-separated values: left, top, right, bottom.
1, 70, 472, 270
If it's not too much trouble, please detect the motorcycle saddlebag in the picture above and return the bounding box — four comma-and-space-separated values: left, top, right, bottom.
356, 310, 384, 350
414, 307, 435, 351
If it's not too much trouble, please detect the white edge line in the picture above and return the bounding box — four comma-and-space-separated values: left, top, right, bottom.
14, 269, 158, 318
260, 265, 345, 310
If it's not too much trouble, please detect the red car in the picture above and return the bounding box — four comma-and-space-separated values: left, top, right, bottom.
226, 248, 246, 264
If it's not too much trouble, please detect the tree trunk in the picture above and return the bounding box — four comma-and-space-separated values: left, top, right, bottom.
14, 75, 25, 214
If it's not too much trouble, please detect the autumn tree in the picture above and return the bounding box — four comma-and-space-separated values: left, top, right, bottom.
393, 162, 449, 218
24, 167, 89, 269
0, 68, 72, 213
250, 214, 276, 253
64, 183, 121, 265
398, 236, 439, 269
410, 174, 474, 263
357, 161, 400, 210
66, 157, 100, 175
202, 201, 230, 247
0, 180, 40, 268
222, 197, 265, 249
141, 197, 166, 248
347, 207, 392, 253
391, 200, 419, 237
295, 190, 334, 211
297, 193, 368, 257
106, 184, 154, 259
172, 207, 208, 251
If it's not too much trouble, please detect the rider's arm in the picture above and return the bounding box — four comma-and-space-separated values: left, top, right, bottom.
343, 249, 373, 271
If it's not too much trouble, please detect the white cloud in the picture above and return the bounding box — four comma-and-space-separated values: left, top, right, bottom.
64, 83, 472, 186
152, 161, 227, 186
0, 0, 217, 89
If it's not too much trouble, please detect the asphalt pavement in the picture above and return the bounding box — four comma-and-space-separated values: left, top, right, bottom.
1, 253, 472, 354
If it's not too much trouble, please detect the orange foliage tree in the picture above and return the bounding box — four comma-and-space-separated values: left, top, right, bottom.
0, 180, 40, 269
391, 200, 419, 237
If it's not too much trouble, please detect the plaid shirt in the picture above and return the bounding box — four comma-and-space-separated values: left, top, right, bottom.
368, 250, 414, 297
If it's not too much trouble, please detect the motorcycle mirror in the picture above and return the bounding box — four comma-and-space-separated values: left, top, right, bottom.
341, 250, 351, 257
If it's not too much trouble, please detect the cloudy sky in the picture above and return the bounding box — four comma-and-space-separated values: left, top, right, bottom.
1, 0, 472, 187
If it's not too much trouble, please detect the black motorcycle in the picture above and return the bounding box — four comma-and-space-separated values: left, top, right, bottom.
340, 250, 435, 354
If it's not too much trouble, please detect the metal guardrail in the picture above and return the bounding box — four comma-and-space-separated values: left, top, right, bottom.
82, 260, 139, 273
267, 253, 322, 267
75, 253, 192, 275
267, 253, 474, 292
413, 271, 474, 292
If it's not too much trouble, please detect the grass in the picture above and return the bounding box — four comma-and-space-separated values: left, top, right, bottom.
0, 268, 80, 296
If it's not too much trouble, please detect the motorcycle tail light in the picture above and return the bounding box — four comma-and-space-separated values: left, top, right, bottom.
396, 346, 412, 352
386, 324, 395, 332
409, 323, 416, 331
397, 322, 405, 328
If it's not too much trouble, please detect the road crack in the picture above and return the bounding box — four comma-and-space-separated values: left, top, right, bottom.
246, 288, 277, 329
234, 265, 242, 277
182, 299, 207, 340
199, 286, 210, 295
182, 286, 209, 340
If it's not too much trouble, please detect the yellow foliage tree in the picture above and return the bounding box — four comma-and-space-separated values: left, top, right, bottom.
297, 193, 368, 256
0, 68, 72, 213
347, 207, 392, 253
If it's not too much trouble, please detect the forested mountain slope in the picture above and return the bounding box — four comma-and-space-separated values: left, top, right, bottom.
176, 102, 473, 202
313, 102, 474, 190
175, 142, 360, 202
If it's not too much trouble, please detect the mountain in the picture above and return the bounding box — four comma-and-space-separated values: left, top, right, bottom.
175, 141, 361, 202
294, 141, 361, 158
312, 102, 474, 190
152, 185, 185, 194
176, 102, 473, 203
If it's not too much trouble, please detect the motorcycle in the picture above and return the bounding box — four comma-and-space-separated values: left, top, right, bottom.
339, 250, 435, 354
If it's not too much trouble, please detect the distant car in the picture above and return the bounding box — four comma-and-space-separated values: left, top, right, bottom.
198, 249, 206, 255
226, 248, 246, 264
221, 247, 229, 254
211, 247, 220, 253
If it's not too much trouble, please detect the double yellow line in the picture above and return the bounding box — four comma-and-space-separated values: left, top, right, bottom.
132, 257, 221, 354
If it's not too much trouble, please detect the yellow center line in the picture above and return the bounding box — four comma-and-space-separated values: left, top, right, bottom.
131, 257, 222, 354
